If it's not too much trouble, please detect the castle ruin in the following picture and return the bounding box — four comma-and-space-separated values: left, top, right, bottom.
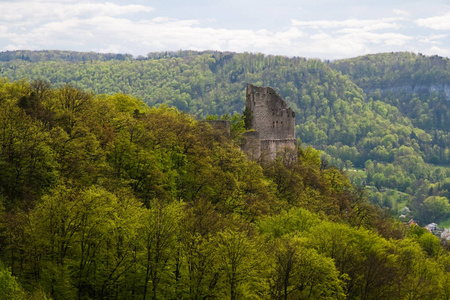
243, 83, 297, 160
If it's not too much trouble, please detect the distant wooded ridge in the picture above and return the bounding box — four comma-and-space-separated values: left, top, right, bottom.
0, 78, 449, 300
0, 49, 449, 226
1, 52, 450, 299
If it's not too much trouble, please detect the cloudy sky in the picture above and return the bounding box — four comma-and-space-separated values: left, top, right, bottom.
1, 0, 449, 60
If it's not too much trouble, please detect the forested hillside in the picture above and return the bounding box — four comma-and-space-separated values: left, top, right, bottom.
329, 52, 450, 224
2, 79, 450, 299
330, 52, 450, 154
0, 50, 449, 226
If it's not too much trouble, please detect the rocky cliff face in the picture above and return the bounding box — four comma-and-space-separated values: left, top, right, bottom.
366, 84, 450, 101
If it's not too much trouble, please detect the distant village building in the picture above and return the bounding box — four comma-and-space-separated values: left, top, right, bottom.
242, 83, 297, 160
407, 219, 417, 226
425, 222, 438, 232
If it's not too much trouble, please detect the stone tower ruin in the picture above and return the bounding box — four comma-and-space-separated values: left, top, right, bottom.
243, 83, 297, 160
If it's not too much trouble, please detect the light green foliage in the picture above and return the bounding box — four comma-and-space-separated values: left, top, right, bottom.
331, 52, 450, 132
258, 207, 450, 300
205, 114, 218, 120
229, 113, 246, 140
421, 195, 450, 222
267, 236, 345, 299
0, 87, 57, 209
0, 261, 26, 300
0, 77, 450, 299
177, 199, 223, 299
396, 239, 444, 299
28, 185, 144, 299
1, 51, 449, 222
138, 200, 183, 300
214, 228, 266, 299
330, 52, 450, 222
418, 233, 442, 257
258, 207, 320, 238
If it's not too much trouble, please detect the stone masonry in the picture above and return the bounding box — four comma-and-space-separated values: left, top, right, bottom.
244, 83, 297, 160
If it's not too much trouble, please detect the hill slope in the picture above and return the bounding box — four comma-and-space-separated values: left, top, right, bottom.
1, 80, 450, 299
330, 52, 450, 135
0, 50, 449, 224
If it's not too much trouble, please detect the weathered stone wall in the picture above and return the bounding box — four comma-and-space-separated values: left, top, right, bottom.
241, 131, 261, 160
260, 139, 297, 160
245, 83, 297, 160
246, 84, 295, 140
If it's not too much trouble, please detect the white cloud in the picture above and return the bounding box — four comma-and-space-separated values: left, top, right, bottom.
0, 1, 449, 59
274, 27, 306, 43
0, 25, 8, 35
415, 12, 450, 30
426, 46, 450, 58
419, 34, 447, 44
98, 44, 130, 54
286, 16, 414, 58
0, 1, 154, 23
291, 17, 403, 30
393, 9, 410, 17
0, 1, 156, 52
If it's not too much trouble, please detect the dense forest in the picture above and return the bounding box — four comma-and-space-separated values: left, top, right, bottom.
1, 50, 449, 226
2, 79, 450, 299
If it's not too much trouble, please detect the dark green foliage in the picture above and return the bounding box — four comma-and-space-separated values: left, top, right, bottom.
0, 50, 132, 62
1, 50, 450, 297
243, 106, 252, 130
1, 50, 450, 225
2, 80, 450, 299
1, 50, 449, 224
329, 52, 450, 223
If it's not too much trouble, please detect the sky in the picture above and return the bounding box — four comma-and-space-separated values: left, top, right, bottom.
1, 0, 450, 60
